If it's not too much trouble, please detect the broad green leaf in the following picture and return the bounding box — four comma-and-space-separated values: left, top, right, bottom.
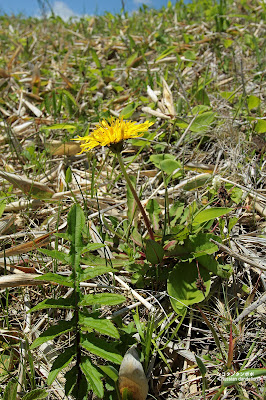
223, 38, 233, 48
35, 273, 74, 288
21, 389, 49, 400
247, 95, 260, 110
79, 293, 125, 306
120, 102, 138, 119
149, 153, 175, 169
167, 261, 211, 312
187, 234, 219, 258
229, 186, 243, 204
255, 119, 266, 134
192, 207, 233, 225
3, 379, 17, 400
29, 297, 75, 312
223, 368, 266, 387
38, 248, 70, 264
191, 105, 210, 114
81, 334, 123, 364
160, 159, 182, 176
82, 243, 105, 253
228, 216, 239, 233
166, 233, 218, 259
79, 315, 120, 338
80, 356, 104, 398
47, 346, 76, 385
197, 255, 232, 278
79, 265, 113, 281
30, 320, 75, 349
189, 112, 216, 133
99, 365, 119, 382
220, 91, 235, 103
145, 240, 164, 264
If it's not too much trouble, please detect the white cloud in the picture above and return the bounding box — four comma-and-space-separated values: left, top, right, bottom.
49, 1, 80, 21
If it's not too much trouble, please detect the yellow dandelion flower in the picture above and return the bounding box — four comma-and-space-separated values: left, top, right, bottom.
74, 117, 153, 153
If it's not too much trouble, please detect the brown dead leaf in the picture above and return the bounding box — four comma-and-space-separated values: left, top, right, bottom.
0, 171, 54, 199
162, 77, 176, 116
0, 231, 55, 258
46, 141, 81, 156
7, 45, 23, 71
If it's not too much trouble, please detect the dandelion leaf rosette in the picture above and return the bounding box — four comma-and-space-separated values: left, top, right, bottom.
167, 261, 211, 314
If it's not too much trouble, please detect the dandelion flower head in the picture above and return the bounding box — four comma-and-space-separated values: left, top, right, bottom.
74, 118, 153, 153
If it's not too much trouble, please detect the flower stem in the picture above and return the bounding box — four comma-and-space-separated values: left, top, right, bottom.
116, 152, 154, 241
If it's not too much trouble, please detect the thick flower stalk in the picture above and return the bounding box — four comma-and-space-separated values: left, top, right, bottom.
74, 117, 154, 240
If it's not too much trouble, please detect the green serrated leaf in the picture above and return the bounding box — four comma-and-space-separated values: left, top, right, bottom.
47, 346, 76, 385
192, 207, 233, 225
81, 334, 122, 364
68, 204, 85, 252
38, 248, 70, 263
21, 389, 49, 400
65, 366, 83, 396
79, 315, 120, 339
29, 297, 75, 312
80, 265, 113, 281
80, 356, 104, 398
30, 320, 75, 349
66, 368, 88, 399
145, 240, 164, 264
34, 273, 74, 287
79, 293, 125, 306
82, 243, 105, 253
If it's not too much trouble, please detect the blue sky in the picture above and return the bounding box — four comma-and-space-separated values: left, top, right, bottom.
0, 0, 173, 18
